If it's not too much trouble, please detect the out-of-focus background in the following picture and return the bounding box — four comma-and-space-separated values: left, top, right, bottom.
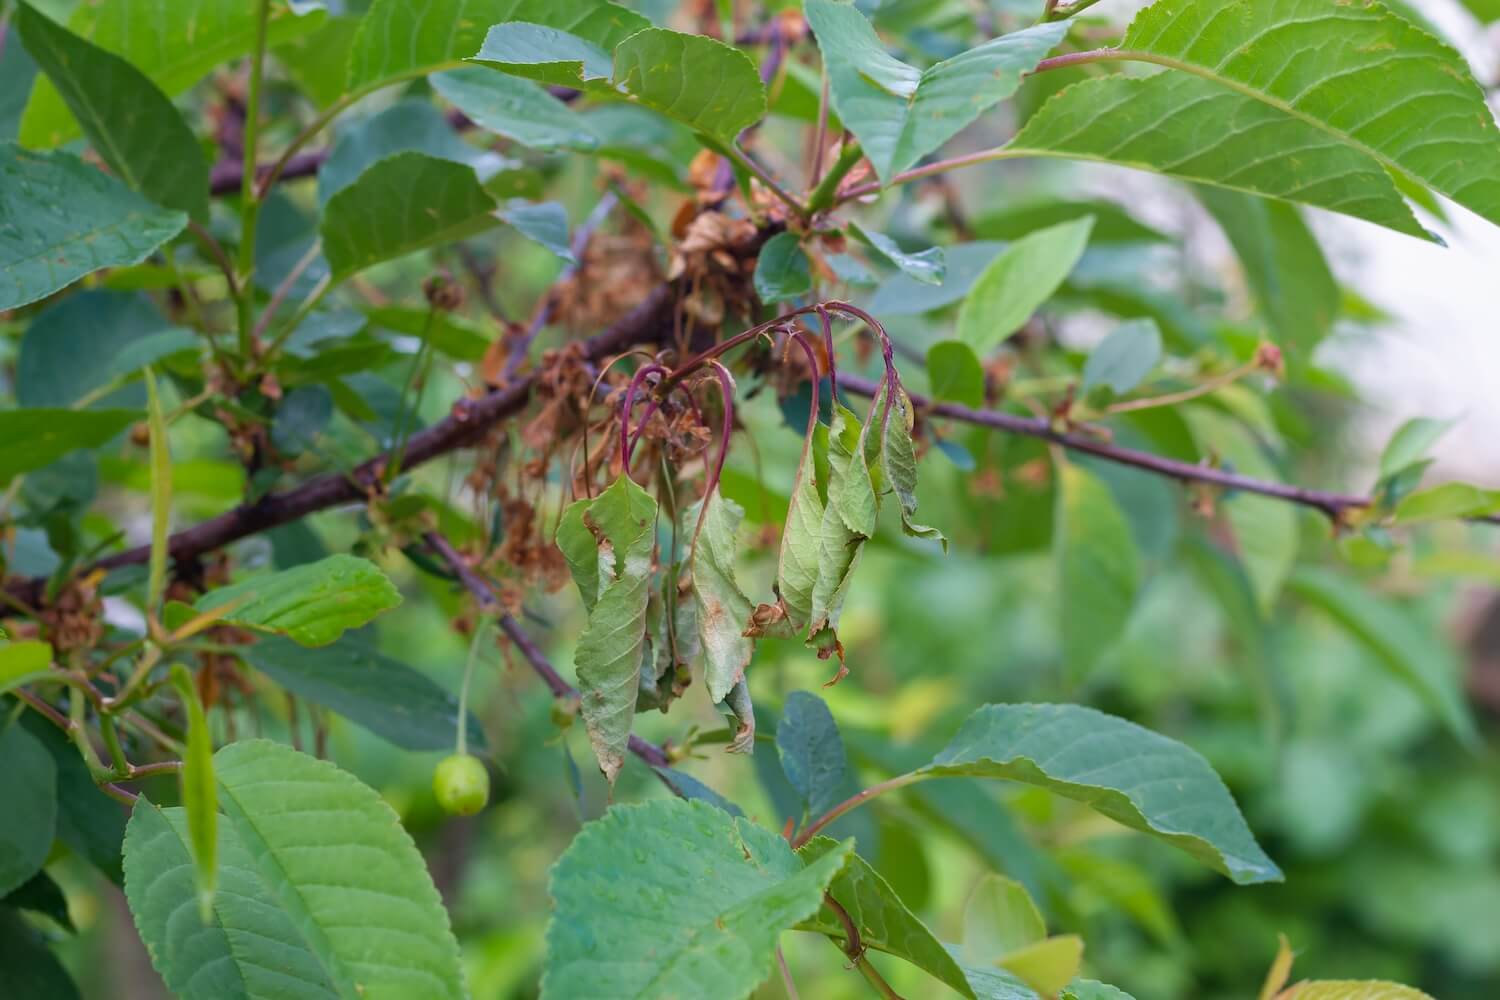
7, 1, 1500, 997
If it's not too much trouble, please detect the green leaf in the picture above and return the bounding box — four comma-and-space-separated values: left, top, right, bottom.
563, 475, 657, 783
318, 101, 506, 208
470, 23, 616, 92
950, 953, 1046, 1000
499, 201, 575, 262
1081, 319, 1162, 396
18, 293, 174, 408
1062, 981, 1138, 1000
1197, 188, 1338, 349
776, 690, 858, 823
544, 798, 853, 1000
0, 641, 54, 696
1007, 73, 1428, 238
356, 0, 647, 90
17, 4, 208, 221
243, 636, 485, 752
0, 408, 138, 485
1288, 567, 1478, 747
18, 713, 125, 882
430, 68, 597, 152
962, 874, 1046, 961
865, 380, 946, 547
125, 740, 464, 1000
275, 15, 361, 108
19, 0, 323, 148
0, 144, 187, 310
921, 703, 1282, 884
0, 908, 81, 1000
754, 232, 812, 304
1120, 0, 1500, 229
0, 722, 56, 896
1278, 983, 1434, 1000
805, 1, 1065, 183
1393, 482, 1500, 523
998, 935, 1084, 997
957, 216, 1094, 354
691, 491, 755, 704
144, 368, 171, 616
1054, 462, 1140, 678
194, 554, 402, 647
850, 222, 945, 285
612, 28, 767, 145
797, 838, 973, 997
320, 152, 499, 281
1379, 416, 1455, 480
927, 341, 986, 409
168, 664, 216, 923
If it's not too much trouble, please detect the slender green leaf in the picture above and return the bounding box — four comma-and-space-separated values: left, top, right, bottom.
1082, 319, 1162, 396
544, 798, 853, 999
927, 342, 986, 409
17, 4, 208, 220
1054, 462, 1140, 678
431, 68, 597, 151
805, 1, 1065, 182
19, 0, 323, 148
565, 475, 657, 783
0, 722, 56, 897
612, 28, 767, 145
924, 704, 1281, 884
1007, 73, 1428, 238
168, 664, 216, 923
691, 491, 755, 703
1288, 567, 1478, 747
320, 152, 499, 281
754, 232, 811, 304
144, 368, 171, 617
0, 145, 186, 310
1197, 188, 1338, 348
0, 408, 138, 485
194, 554, 402, 647
1120, 0, 1500, 228
957, 216, 1094, 353
850, 222, 945, 285
124, 739, 465, 999
797, 838, 973, 997
865, 379, 946, 546
243, 635, 486, 752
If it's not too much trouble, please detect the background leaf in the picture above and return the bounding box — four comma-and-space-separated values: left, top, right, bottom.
0, 722, 56, 896
957, 216, 1094, 353
1082, 319, 1162, 397
1054, 462, 1140, 678
0, 409, 138, 485
754, 232, 812, 304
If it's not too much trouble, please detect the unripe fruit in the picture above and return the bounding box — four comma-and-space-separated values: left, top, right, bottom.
433, 753, 490, 816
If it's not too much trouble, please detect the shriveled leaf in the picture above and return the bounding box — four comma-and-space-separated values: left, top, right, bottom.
1054, 462, 1140, 678
754, 232, 812, 304
1197, 188, 1338, 349
805, 0, 1065, 183
0, 145, 186, 310
714, 677, 757, 755
1120, 0, 1500, 229
124, 740, 464, 1000
18, 5, 208, 220
851, 222, 945, 285
1288, 567, 1478, 747
750, 423, 827, 639
168, 664, 216, 923
691, 491, 754, 703
351, 0, 647, 90
0, 722, 56, 897
431, 68, 597, 151
320, 152, 499, 280
0, 408, 138, 485
1081, 319, 1162, 397
1007, 73, 1428, 239
797, 838, 973, 997
19, 0, 322, 148
865, 380, 946, 547
566, 475, 657, 783
544, 799, 852, 1000
921, 703, 1282, 884
612, 28, 766, 145
957, 216, 1094, 354
808, 404, 875, 650
243, 635, 486, 752
194, 554, 402, 647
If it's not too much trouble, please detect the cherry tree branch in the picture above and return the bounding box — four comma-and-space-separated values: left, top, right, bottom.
837, 373, 1500, 526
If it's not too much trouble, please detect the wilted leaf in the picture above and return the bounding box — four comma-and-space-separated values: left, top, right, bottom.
691, 490, 754, 703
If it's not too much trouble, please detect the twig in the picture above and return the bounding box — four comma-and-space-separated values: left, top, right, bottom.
825, 893, 907, 999
422, 532, 672, 770
248, 240, 322, 347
